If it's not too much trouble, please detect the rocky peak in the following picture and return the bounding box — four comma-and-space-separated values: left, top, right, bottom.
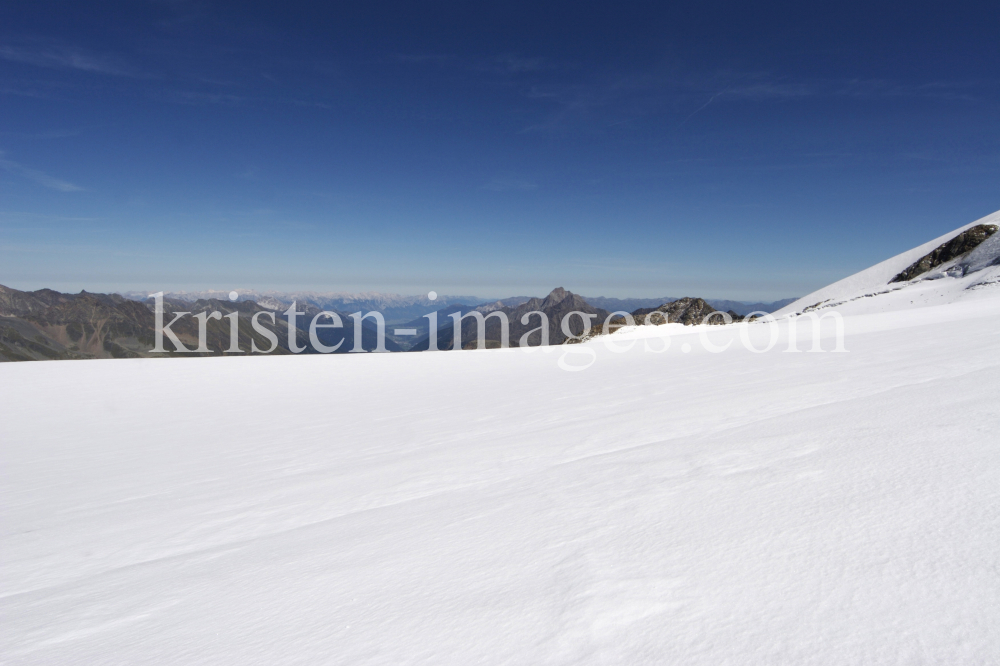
541, 287, 575, 310
630, 297, 721, 326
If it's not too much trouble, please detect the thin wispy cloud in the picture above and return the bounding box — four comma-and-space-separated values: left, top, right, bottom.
489, 55, 551, 74
678, 86, 731, 127
516, 67, 993, 134
481, 178, 538, 192
0, 129, 79, 140
0, 211, 96, 221
724, 80, 814, 100
393, 52, 554, 76
832, 78, 987, 102
392, 53, 455, 66
282, 98, 334, 110
237, 166, 259, 180
153, 89, 244, 105
0, 85, 59, 100
0, 154, 85, 192
0, 43, 140, 77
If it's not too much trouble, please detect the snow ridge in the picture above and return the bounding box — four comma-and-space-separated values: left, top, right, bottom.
775, 209, 1000, 317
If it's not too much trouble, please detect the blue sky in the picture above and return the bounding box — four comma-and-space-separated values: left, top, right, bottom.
1, 1, 998, 300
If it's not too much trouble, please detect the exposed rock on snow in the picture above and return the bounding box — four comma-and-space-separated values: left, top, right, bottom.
631, 297, 726, 326
890, 223, 998, 283
774, 210, 1000, 318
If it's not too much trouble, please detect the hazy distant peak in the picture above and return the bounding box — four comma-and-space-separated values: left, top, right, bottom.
541, 287, 580, 310
545, 287, 569, 302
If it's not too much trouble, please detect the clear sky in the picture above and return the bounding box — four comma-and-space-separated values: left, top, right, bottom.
1, 1, 997, 300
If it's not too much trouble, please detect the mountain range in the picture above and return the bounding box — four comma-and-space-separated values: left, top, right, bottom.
582, 296, 795, 316
2, 286, 797, 362
121, 290, 489, 325
0, 287, 400, 361
407, 287, 610, 350
123, 290, 795, 322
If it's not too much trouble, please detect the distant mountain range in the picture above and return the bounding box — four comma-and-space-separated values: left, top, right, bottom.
406, 288, 610, 350
2, 284, 796, 361
583, 296, 796, 316
121, 290, 794, 321
0, 285, 398, 361
121, 290, 489, 325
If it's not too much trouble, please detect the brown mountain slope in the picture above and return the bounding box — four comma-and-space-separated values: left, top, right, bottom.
0, 285, 400, 361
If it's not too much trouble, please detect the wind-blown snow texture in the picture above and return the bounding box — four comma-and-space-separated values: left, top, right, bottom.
3, 217, 1000, 664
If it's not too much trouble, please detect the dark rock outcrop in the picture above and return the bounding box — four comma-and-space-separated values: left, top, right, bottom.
632, 297, 724, 326
582, 296, 742, 342
890, 224, 999, 283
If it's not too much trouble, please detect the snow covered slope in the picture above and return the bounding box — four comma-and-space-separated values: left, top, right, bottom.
774, 209, 1000, 318
3, 237, 1000, 663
